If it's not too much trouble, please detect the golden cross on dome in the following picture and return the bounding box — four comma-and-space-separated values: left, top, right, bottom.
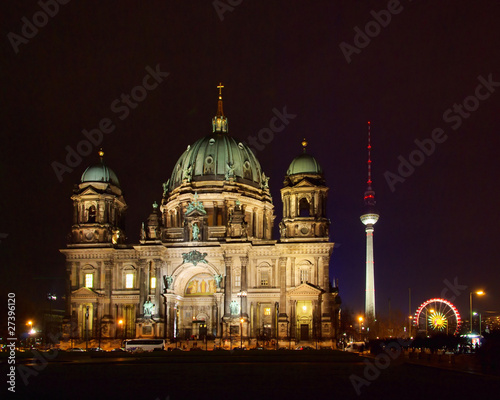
217, 82, 224, 98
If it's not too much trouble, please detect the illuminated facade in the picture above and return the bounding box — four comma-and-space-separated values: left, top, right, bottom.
61, 87, 339, 345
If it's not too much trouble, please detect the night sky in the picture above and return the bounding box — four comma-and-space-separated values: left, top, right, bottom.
2, 0, 500, 328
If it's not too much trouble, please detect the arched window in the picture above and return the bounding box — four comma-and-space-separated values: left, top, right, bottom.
122, 266, 136, 289
87, 205, 96, 223
260, 270, 269, 287
300, 268, 309, 283
81, 265, 96, 289
299, 198, 310, 217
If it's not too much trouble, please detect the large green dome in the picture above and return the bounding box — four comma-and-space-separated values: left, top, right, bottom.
81, 157, 120, 188
168, 132, 264, 191
287, 152, 323, 176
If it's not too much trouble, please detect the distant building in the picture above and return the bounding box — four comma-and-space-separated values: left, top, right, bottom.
60, 87, 339, 344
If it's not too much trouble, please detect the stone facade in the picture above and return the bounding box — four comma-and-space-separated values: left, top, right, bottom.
61, 93, 340, 345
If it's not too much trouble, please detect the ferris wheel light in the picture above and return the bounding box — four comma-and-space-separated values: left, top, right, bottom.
414, 298, 461, 335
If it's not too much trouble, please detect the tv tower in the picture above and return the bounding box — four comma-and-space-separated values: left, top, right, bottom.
360, 121, 379, 322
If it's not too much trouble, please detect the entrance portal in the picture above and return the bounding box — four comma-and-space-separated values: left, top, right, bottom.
300, 324, 309, 340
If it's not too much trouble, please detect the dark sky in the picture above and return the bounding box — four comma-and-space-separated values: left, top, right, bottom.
2, 0, 500, 327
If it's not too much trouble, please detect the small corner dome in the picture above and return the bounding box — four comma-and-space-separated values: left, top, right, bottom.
287, 153, 323, 176
81, 160, 120, 188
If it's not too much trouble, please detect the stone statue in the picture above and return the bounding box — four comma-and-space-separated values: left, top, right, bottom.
140, 222, 146, 240
163, 275, 173, 290
230, 300, 239, 315
214, 274, 223, 288
182, 164, 192, 182
143, 299, 154, 317
162, 180, 170, 197
192, 222, 200, 241
279, 221, 286, 238
225, 162, 235, 180
261, 172, 269, 190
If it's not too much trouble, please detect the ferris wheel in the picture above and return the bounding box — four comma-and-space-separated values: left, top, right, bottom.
414, 298, 462, 335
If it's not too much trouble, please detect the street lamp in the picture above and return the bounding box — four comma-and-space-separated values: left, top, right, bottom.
118, 319, 124, 341
358, 316, 364, 335
240, 318, 244, 349
470, 291, 485, 333
26, 321, 33, 347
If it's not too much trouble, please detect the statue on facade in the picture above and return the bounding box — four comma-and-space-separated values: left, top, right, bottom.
225, 162, 235, 180
230, 301, 239, 315
192, 222, 200, 241
279, 221, 287, 238
261, 172, 270, 190
140, 222, 146, 240
162, 179, 170, 197
163, 275, 173, 290
214, 274, 223, 288
182, 164, 192, 182
143, 299, 154, 317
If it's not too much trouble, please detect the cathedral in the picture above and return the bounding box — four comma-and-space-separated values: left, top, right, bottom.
60, 86, 340, 346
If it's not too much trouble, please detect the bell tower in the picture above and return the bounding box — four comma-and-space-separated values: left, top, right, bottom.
69, 150, 127, 246
280, 139, 329, 242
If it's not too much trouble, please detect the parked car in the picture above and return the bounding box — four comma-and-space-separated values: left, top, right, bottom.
67, 347, 85, 352
345, 342, 366, 353
295, 346, 314, 350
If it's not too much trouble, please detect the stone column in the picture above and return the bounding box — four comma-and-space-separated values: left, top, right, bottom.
313, 299, 319, 339
223, 200, 228, 226
104, 260, 113, 316
289, 300, 296, 339
138, 260, 147, 319
213, 202, 218, 226
290, 258, 296, 287
322, 256, 330, 290
278, 257, 287, 315
240, 256, 248, 317
223, 255, 232, 317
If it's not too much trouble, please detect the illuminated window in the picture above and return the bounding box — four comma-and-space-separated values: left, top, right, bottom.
235, 274, 241, 288
300, 268, 309, 283
264, 307, 271, 316
260, 271, 269, 287
125, 274, 134, 289
85, 273, 93, 288
151, 277, 156, 289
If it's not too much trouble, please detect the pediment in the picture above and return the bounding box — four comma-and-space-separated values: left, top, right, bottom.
185, 209, 207, 217
287, 282, 323, 296
72, 287, 99, 299
79, 186, 102, 196
294, 179, 316, 188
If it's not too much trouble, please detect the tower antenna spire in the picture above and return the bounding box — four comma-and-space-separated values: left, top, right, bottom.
367, 121, 372, 189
